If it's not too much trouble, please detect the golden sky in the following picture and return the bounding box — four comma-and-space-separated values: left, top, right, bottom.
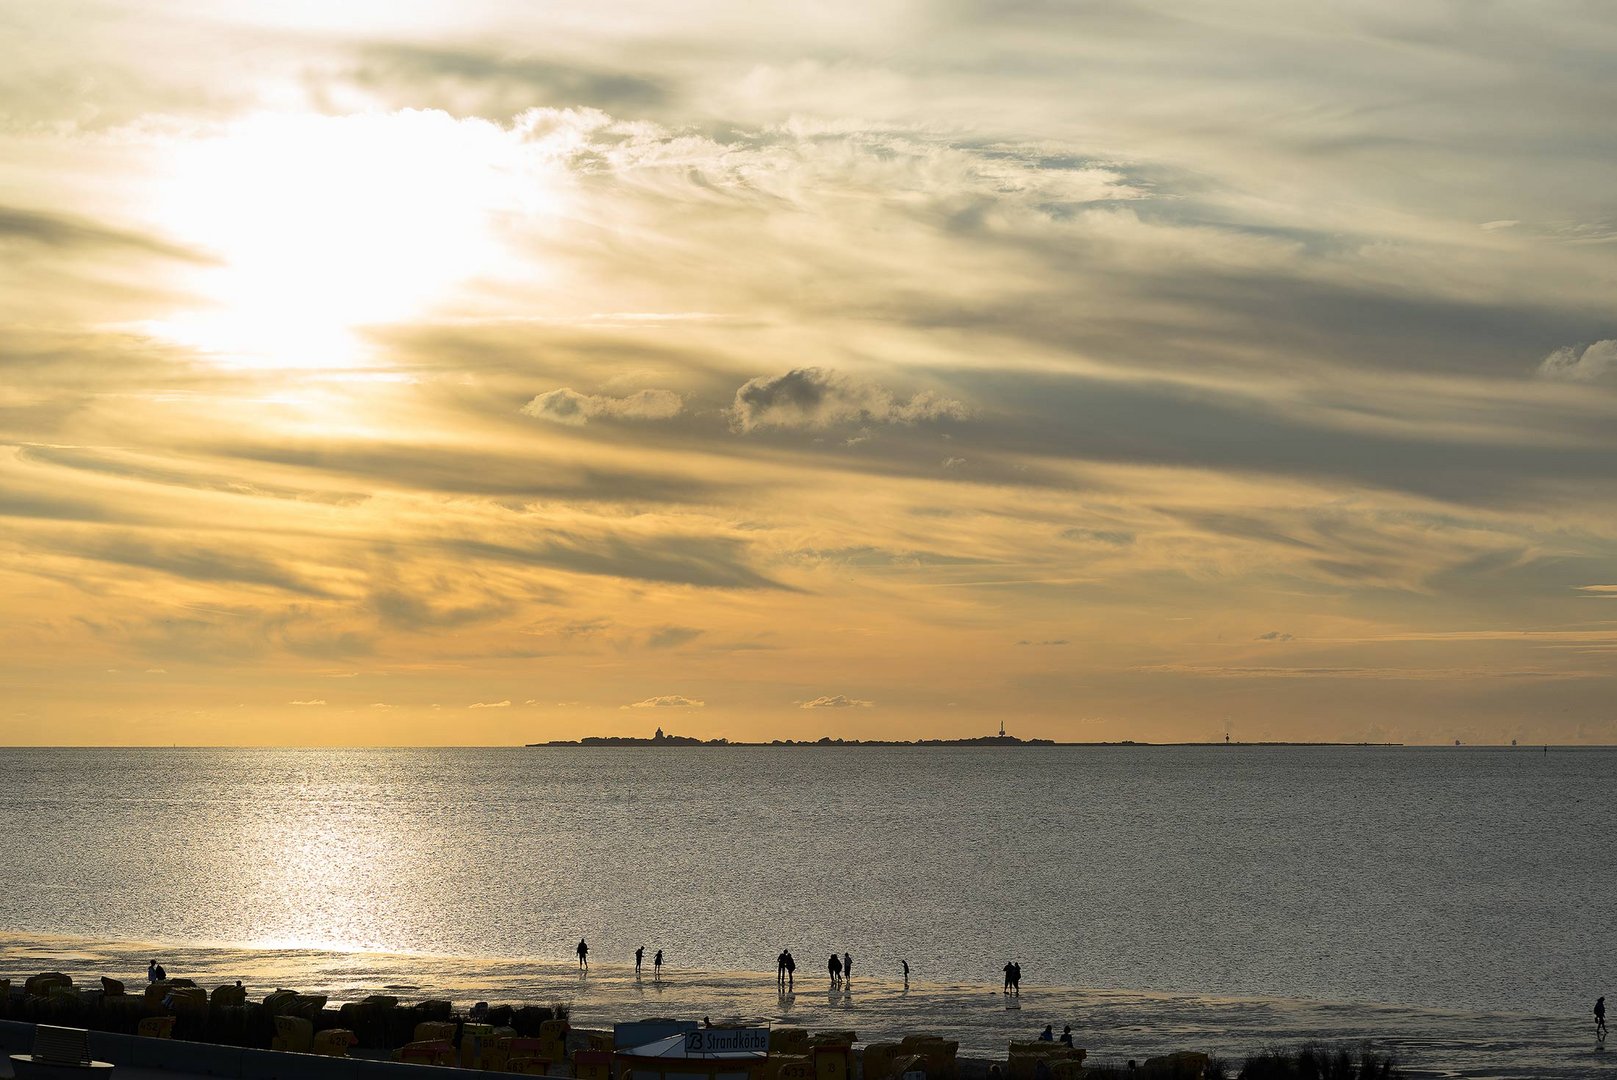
3, 1, 1616, 745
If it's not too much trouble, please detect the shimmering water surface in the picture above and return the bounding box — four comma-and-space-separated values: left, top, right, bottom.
0, 746, 1611, 1077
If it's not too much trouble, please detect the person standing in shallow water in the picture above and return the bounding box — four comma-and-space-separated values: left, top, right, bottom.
843, 952, 852, 981
653, 949, 663, 980
1011, 962, 1021, 995
1003, 961, 1014, 994
635, 946, 644, 975
828, 953, 842, 985
577, 939, 589, 970
1597, 996, 1607, 1039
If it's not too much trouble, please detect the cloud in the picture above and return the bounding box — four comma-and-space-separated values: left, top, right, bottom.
1061, 528, 1134, 546
1256, 631, 1294, 642
468, 700, 511, 708
645, 626, 703, 649
446, 533, 786, 591
288, 699, 326, 706
520, 387, 684, 426
47, 532, 330, 596
0, 204, 206, 261
628, 695, 704, 708
369, 589, 513, 631
1538, 340, 1617, 383
798, 694, 873, 708
730, 368, 969, 432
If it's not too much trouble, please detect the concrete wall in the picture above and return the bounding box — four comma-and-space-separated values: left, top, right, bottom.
1, 1020, 480, 1080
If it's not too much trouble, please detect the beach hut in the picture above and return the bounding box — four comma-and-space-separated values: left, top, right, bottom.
617, 1028, 771, 1080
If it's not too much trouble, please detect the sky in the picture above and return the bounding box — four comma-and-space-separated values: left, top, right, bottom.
3, 0, 1616, 746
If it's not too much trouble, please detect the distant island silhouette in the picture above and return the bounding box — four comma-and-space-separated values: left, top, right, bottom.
526, 726, 1400, 748
530, 723, 1053, 747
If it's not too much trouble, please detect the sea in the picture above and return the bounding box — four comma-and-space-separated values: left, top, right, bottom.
0, 745, 1611, 1078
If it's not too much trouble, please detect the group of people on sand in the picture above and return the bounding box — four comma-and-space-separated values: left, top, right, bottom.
1038, 1024, 1075, 1047
827, 951, 857, 987
576, 939, 664, 981
1002, 961, 1023, 994
775, 950, 798, 990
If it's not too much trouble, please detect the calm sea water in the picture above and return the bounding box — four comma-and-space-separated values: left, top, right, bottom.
0, 746, 1611, 1077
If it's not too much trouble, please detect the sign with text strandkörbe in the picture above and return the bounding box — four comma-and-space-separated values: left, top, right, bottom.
683, 1028, 770, 1055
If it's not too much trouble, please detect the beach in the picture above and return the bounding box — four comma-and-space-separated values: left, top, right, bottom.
1, 933, 1609, 1078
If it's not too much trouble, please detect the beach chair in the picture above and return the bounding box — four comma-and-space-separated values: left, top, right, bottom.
413, 1020, 458, 1044
767, 1054, 812, 1080
771, 1029, 811, 1056
396, 1040, 456, 1067
98, 978, 124, 997
138, 1016, 176, 1039
862, 1044, 900, 1080
813, 1044, 852, 1080
1140, 1052, 1207, 1080
262, 990, 298, 1015
1048, 1059, 1086, 1080
504, 1038, 549, 1075
0, 979, 9, 1017
574, 1049, 613, 1080
313, 1029, 357, 1057
211, 984, 247, 1008
271, 1015, 314, 1053
25, 973, 72, 998
460, 1022, 495, 1069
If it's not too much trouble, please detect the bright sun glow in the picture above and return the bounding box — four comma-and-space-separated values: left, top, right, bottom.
148, 110, 561, 369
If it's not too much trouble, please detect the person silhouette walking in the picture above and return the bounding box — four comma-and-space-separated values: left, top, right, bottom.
777, 950, 788, 987
1597, 996, 1607, 1039
843, 952, 852, 981
902, 959, 910, 988
653, 949, 663, 980
1003, 961, 1014, 994
828, 953, 842, 985
636, 946, 644, 975
577, 939, 589, 970
784, 949, 795, 990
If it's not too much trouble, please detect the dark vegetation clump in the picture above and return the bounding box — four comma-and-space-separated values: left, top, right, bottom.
1238, 1042, 1401, 1080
